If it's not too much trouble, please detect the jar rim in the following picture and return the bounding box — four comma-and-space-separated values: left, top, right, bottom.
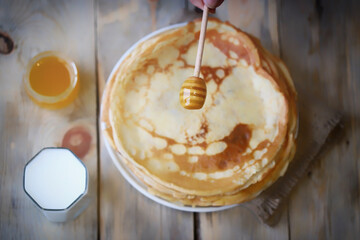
24, 51, 78, 104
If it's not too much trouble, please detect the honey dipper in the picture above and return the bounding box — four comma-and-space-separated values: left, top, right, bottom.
179, 6, 209, 110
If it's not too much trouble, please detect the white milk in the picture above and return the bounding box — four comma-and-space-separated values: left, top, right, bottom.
24, 148, 89, 222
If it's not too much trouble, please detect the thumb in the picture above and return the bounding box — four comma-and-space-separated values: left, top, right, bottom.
204, 0, 224, 9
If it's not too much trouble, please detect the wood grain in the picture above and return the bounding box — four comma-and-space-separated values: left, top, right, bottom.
97, 1, 193, 239
0, 0, 98, 239
279, 0, 360, 239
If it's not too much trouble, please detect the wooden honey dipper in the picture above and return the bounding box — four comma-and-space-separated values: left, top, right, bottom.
179, 6, 209, 110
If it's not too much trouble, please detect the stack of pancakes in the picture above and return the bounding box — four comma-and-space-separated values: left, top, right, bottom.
101, 18, 297, 206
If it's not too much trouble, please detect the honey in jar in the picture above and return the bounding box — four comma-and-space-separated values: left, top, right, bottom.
24, 51, 79, 109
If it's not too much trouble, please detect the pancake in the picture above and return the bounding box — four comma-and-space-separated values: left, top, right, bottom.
101, 18, 297, 206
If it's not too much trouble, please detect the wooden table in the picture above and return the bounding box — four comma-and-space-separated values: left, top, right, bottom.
1, 0, 359, 239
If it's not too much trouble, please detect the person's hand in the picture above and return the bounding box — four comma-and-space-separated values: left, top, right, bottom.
190, 0, 224, 11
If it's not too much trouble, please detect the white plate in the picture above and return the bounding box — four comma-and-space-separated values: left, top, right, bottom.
101, 23, 238, 213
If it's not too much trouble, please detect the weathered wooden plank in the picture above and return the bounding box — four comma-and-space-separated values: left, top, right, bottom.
0, 0, 98, 239
279, 0, 360, 239
197, 1, 289, 239
97, 0, 194, 239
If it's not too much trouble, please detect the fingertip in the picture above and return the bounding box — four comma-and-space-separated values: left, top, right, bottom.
204, 0, 224, 9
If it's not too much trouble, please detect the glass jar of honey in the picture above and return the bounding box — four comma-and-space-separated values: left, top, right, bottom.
24, 51, 79, 109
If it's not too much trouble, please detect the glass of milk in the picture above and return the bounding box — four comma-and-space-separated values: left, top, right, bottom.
23, 147, 89, 222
